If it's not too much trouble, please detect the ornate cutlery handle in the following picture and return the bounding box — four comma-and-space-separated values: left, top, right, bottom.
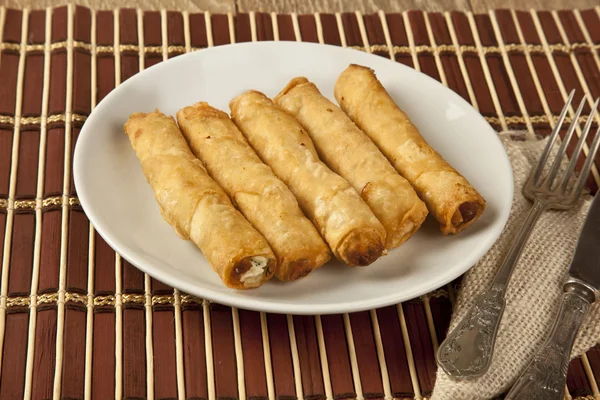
436, 283, 505, 380
436, 201, 547, 380
505, 282, 594, 400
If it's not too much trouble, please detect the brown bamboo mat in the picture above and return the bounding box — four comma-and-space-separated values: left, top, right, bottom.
1, 5, 600, 400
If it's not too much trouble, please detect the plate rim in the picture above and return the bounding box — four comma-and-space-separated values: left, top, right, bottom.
73, 40, 514, 315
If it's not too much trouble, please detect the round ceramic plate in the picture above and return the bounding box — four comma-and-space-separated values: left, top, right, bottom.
73, 41, 513, 315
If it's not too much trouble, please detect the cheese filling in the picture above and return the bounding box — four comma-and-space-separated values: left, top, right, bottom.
241, 256, 269, 285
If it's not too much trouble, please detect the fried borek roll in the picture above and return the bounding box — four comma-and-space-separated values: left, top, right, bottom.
176, 102, 330, 281
124, 110, 276, 289
334, 64, 486, 235
274, 77, 428, 249
230, 91, 386, 267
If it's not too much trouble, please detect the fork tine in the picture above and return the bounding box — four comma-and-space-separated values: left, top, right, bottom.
533, 89, 575, 186
561, 97, 600, 193
570, 126, 600, 201
545, 97, 587, 188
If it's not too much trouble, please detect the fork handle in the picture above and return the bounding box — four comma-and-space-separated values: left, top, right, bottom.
505, 282, 594, 400
492, 200, 548, 285
436, 283, 506, 379
436, 200, 547, 380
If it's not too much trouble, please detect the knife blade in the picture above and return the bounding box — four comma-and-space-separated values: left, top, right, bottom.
568, 193, 600, 293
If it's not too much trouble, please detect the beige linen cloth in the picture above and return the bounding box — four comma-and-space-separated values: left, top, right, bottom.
431, 131, 600, 400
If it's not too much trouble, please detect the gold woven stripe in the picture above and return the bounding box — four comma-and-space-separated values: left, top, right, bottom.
144, 45, 163, 54
21, 116, 42, 125
3, 41, 597, 55
47, 113, 88, 124
528, 115, 547, 124
571, 42, 591, 50
481, 46, 502, 54
0, 115, 15, 124
436, 44, 456, 53
120, 44, 139, 52
459, 45, 478, 53
73, 40, 92, 51
0, 42, 21, 51
152, 295, 174, 305
180, 294, 203, 304
489, 114, 592, 125
503, 43, 525, 52
3, 293, 207, 308
352, 44, 444, 54
369, 44, 389, 53
37, 293, 58, 305
529, 115, 559, 124
168, 45, 186, 53
26, 44, 45, 51
96, 45, 113, 54
0, 196, 79, 211
414, 44, 433, 54
50, 41, 93, 51
50, 41, 67, 50
504, 116, 528, 125
481, 114, 595, 126
350, 43, 563, 55
94, 295, 116, 306
7, 296, 30, 307
0, 113, 88, 126
122, 294, 145, 304
65, 292, 88, 305
485, 116, 502, 125
14, 199, 36, 210
72, 114, 87, 123
3, 41, 182, 54
502, 43, 555, 54
152, 294, 204, 305
7, 292, 144, 307
391, 45, 412, 54
525, 44, 545, 54
47, 114, 65, 123
42, 196, 62, 207
548, 43, 571, 53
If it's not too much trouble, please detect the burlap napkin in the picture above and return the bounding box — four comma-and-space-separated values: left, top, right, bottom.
431, 131, 600, 400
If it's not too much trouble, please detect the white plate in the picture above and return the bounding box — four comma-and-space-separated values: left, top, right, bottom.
73, 41, 513, 315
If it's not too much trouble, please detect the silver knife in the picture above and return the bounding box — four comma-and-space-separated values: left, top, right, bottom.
505, 194, 600, 400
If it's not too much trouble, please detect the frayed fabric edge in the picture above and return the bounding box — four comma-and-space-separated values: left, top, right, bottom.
498, 130, 543, 142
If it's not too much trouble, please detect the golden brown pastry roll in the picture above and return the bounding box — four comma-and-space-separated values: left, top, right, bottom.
176, 102, 330, 281
274, 77, 428, 249
334, 64, 486, 235
230, 91, 387, 267
124, 109, 276, 289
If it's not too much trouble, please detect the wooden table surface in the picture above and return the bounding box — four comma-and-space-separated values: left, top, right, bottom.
3, 0, 599, 13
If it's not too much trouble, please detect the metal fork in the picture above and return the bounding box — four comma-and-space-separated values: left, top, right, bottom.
436, 90, 600, 380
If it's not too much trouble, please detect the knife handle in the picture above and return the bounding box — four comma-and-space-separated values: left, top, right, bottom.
505, 282, 595, 400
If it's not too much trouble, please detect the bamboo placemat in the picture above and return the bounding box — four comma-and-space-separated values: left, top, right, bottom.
0, 5, 599, 399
